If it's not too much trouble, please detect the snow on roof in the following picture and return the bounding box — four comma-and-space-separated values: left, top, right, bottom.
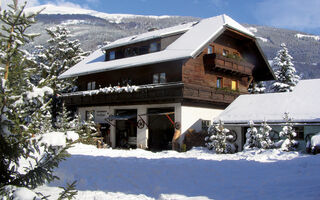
102, 22, 196, 50
59, 14, 255, 79
217, 79, 320, 124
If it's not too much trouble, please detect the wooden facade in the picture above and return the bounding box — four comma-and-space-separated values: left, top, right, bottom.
63, 26, 272, 109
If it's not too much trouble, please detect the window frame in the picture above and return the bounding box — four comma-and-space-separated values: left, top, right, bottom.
217, 77, 223, 88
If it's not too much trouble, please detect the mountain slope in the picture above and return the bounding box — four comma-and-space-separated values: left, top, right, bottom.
25, 5, 320, 79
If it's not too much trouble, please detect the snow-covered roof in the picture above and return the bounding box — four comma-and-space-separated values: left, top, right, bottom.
217, 79, 320, 124
59, 14, 255, 79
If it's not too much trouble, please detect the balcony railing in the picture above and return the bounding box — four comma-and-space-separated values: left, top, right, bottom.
203, 53, 254, 76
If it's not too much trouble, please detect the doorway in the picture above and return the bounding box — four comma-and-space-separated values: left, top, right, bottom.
147, 107, 175, 151
115, 109, 137, 148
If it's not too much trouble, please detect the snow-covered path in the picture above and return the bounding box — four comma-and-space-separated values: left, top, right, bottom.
37, 144, 320, 200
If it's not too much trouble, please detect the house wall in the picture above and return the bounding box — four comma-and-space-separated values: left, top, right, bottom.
182, 33, 254, 94
180, 106, 223, 143
77, 60, 183, 91
78, 103, 181, 149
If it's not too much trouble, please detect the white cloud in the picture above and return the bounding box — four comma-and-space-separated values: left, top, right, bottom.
46, 0, 84, 8
254, 0, 320, 33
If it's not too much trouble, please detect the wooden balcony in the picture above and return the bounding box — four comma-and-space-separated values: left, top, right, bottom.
62, 82, 241, 107
183, 83, 241, 105
203, 53, 254, 76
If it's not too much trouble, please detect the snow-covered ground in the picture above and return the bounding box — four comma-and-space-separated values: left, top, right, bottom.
295, 33, 320, 41
34, 143, 320, 200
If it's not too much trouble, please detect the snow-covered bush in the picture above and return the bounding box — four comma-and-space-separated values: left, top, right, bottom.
244, 121, 274, 150
280, 113, 298, 151
272, 43, 300, 92
205, 120, 234, 154
244, 121, 259, 149
257, 121, 274, 149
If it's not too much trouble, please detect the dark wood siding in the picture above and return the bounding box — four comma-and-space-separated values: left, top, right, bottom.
77, 60, 183, 91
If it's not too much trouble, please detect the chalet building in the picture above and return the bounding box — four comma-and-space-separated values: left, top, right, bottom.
59, 14, 275, 151
216, 79, 320, 151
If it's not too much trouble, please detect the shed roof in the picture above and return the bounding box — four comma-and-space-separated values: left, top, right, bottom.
59, 14, 263, 79
217, 79, 320, 124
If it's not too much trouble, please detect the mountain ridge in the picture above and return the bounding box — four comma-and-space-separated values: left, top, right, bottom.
24, 5, 320, 79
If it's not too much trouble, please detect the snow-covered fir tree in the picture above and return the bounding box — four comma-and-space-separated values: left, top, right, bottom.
205, 120, 234, 154
248, 81, 266, 94
257, 121, 274, 149
33, 25, 89, 123
243, 121, 259, 149
280, 113, 298, 151
0, 1, 76, 198
55, 103, 72, 132
272, 43, 300, 92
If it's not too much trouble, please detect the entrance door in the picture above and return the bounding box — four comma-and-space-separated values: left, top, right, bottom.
148, 108, 175, 151
115, 109, 137, 148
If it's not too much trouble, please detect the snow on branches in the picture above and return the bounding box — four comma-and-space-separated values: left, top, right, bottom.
280, 113, 298, 151
205, 120, 235, 154
244, 120, 274, 150
272, 43, 300, 92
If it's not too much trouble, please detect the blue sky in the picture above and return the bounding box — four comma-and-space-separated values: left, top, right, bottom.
4, 0, 320, 34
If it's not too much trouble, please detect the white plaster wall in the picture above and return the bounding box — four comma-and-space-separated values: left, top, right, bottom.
180, 106, 223, 143
77, 103, 181, 149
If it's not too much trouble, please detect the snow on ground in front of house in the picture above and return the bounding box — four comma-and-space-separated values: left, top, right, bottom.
35, 143, 320, 200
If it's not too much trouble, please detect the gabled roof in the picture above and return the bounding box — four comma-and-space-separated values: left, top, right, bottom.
217, 79, 320, 124
59, 14, 265, 79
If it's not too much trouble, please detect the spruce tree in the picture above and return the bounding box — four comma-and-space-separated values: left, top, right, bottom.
257, 121, 274, 149
205, 120, 233, 154
272, 43, 300, 92
0, 1, 75, 198
243, 121, 259, 149
33, 25, 89, 123
280, 113, 298, 151
248, 81, 266, 94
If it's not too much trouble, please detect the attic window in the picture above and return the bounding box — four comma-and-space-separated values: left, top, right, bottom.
208, 46, 214, 54
149, 42, 159, 53
109, 51, 115, 60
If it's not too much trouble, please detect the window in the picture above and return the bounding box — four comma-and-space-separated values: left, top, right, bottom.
160, 73, 166, 83
87, 81, 96, 90
231, 80, 237, 90
109, 51, 115, 60
217, 77, 223, 88
149, 42, 159, 52
207, 46, 213, 54
294, 127, 304, 140
222, 49, 229, 56
85, 110, 95, 121
153, 73, 166, 84
233, 52, 240, 59
202, 120, 211, 131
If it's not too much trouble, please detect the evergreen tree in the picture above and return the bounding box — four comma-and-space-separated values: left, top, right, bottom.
0, 1, 75, 198
248, 81, 266, 94
272, 43, 300, 92
205, 120, 233, 154
257, 121, 274, 149
33, 25, 89, 123
243, 121, 259, 149
280, 113, 298, 151
55, 103, 72, 132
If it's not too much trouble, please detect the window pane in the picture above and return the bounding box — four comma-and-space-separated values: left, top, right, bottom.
160, 73, 166, 83
109, 51, 115, 60
87, 82, 92, 90
153, 73, 159, 84
92, 81, 96, 90
231, 80, 237, 90
217, 78, 222, 88
223, 49, 229, 56
208, 46, 213, 54
149, 42, 159, 52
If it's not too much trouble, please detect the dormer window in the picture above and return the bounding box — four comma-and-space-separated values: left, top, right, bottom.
149, 42, 159, 53
109, 51, 115, 60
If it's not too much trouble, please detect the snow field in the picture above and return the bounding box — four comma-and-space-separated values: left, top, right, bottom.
35, 143, 320, 200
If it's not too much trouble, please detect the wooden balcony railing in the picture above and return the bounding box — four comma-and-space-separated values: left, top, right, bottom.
203, 53, 254, 76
